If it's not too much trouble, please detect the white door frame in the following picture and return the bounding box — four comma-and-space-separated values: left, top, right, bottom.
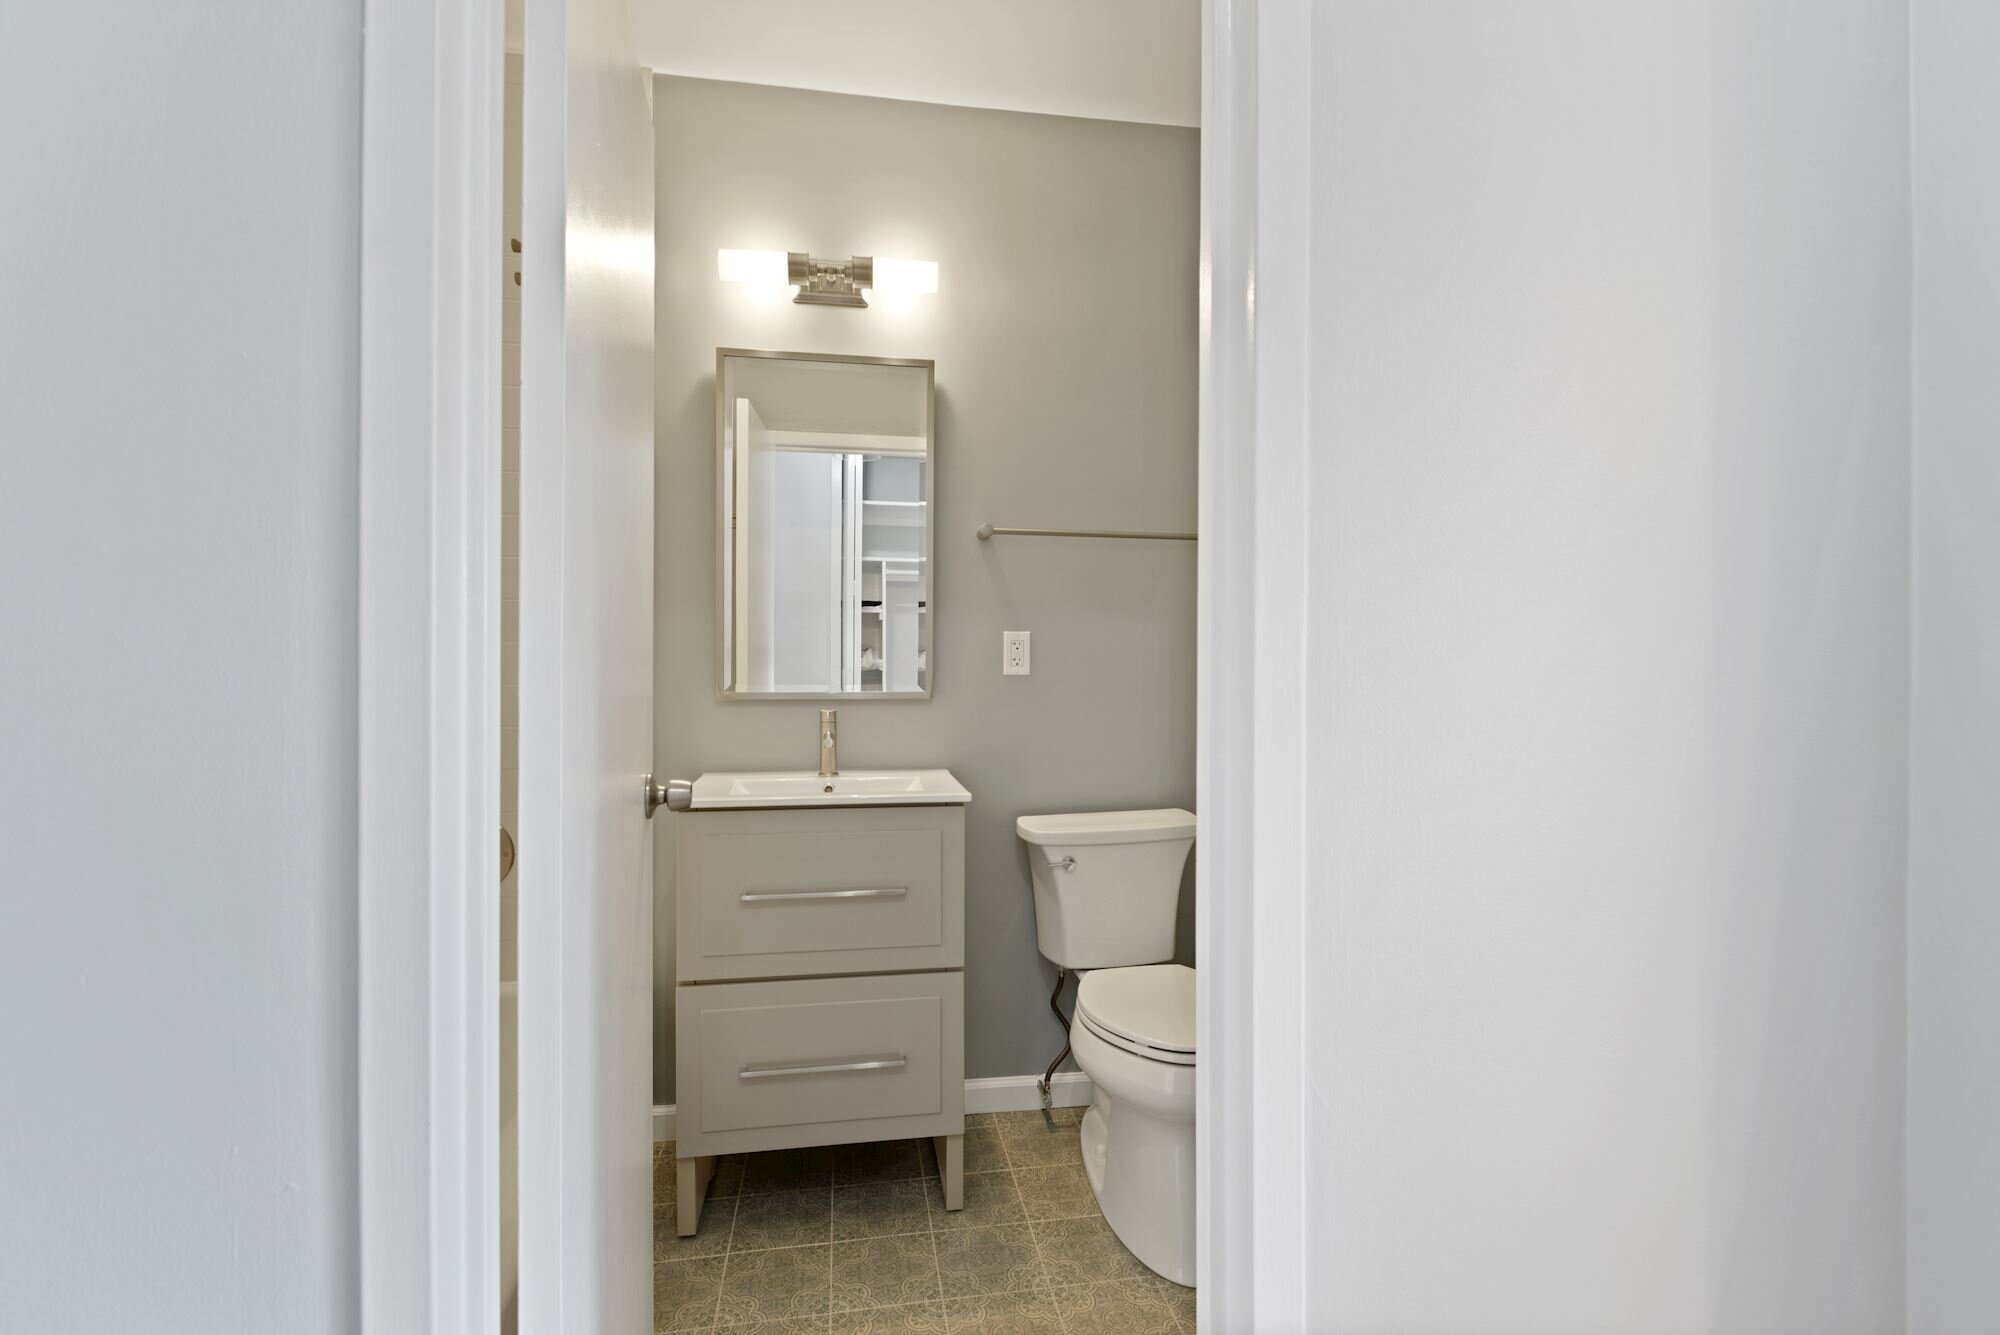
352, 0, 1293, 1328
1198, 0, 1311, 1329
355, 0, 503, 1329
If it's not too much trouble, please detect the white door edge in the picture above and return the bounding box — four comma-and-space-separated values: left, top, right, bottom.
516, 0, 658, 1327
355, 0, 505, 1330
1198, 0, 1308, 1329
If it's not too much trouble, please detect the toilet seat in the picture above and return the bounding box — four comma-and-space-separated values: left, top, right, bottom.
1076, 964, 1195, 1066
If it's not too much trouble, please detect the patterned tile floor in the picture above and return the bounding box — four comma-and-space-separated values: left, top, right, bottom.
654, 1107, 1195, 1333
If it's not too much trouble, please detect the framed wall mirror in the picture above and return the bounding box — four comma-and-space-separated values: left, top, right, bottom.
715, 349, 935, 699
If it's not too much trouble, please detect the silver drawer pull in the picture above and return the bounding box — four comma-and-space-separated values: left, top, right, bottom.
739, 1055, 908, 1080
739, 886, 908, 904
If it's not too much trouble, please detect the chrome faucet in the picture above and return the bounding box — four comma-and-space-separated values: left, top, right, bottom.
818, 709, 838, 777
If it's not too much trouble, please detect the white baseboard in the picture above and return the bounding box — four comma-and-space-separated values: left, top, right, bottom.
651, 1073, 1093, 1143
964, 1072, 1094, 1114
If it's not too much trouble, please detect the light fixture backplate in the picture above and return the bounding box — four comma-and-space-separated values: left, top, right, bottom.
788, 251, 875, 307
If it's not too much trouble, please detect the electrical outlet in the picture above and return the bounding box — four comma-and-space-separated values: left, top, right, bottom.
1003, 630, 1031, 675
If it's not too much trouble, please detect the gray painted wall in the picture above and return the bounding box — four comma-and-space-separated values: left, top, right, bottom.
652, 78, 1198, 1104
1909, 1, 2000, 1329
0, 3, 361, 1329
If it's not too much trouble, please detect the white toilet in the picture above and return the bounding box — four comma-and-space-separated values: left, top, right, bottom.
1018, 809, 1196, 1287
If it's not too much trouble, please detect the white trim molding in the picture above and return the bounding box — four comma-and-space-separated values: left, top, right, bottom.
651, 1075, 1096, 1144
356, 0, 504, 1330
1199, 0, 1311, 1328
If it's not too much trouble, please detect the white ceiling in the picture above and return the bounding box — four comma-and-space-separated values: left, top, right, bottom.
630, 0, 1200, 128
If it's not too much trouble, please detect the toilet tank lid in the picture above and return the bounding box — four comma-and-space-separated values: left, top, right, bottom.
1017, 808, 1195, 847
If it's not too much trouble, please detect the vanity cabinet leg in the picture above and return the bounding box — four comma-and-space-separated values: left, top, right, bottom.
934, 1134, 964, 1212
676, 1154, 713, 1237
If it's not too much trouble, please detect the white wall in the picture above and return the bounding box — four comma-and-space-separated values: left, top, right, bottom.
1290, 4, 1910, 1330
0, 4, 362, 1331
634, 0, 1199, 127
1908, 1, 2000, 1330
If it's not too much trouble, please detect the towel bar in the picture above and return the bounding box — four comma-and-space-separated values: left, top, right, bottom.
976, 523, 1196, 542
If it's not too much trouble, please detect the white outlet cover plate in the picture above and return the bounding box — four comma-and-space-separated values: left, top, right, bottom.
1004, 630, 1030, 675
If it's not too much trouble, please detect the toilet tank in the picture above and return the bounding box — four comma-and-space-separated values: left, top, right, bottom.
1017, 809, 1195, 969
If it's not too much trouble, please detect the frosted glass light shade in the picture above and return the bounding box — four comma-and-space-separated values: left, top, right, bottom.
716, 248, 789, 285
868, 256, 939, 297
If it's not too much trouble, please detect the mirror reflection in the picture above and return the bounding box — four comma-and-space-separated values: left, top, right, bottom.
717, 351, 934, 698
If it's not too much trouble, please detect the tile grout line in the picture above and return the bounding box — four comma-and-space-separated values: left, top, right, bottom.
997, 1121, 1058, 1300
709, 1220, 729, 1332
996, 1120, 1059, 1321
716, 1165, 739, 1331
1037, 1114, 1094, 1334
930, 1143, 950, 1325
930, 1154, 947, 1318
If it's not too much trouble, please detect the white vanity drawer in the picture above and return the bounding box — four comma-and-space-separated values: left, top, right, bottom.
676, 972, 964, 1155
675, 807, 964, 980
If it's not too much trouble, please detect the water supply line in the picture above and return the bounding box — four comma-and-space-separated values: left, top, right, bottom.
1039, 967, 1072, 1122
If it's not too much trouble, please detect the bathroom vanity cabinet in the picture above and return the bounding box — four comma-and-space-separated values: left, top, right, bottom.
671, 804, 965, 1235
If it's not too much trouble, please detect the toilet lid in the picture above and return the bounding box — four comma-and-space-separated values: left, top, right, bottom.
1076, 964, 1195, 1060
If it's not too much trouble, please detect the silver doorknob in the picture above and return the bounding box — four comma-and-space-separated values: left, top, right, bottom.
644, 775, 692, 818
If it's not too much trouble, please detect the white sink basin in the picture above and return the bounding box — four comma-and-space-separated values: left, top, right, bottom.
689, 769, 971, 809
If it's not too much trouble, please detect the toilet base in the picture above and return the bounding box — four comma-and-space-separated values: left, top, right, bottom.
1080, 1102, 1108, 1195
1071, 1020, 1196, 1287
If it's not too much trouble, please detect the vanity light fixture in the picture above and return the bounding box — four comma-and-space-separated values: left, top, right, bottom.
716, 248, 938, 308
